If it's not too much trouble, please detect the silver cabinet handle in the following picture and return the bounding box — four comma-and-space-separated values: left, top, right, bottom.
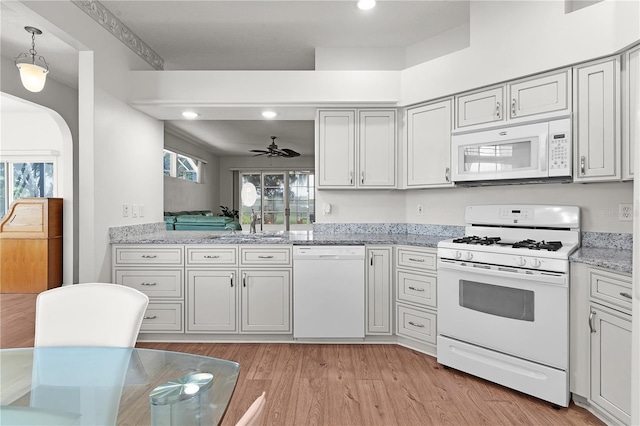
496, 101, 501, 119
257, 255, 274, 259
204, 255, 220, 259
242, 272, 247, 287
511, 98, 516, 116
408, 257, 424, 262
620, 292, 632, 299
408, 321, 424, 328
370, 253, 374, 266
141, 255, 157, 259
361, 171, 365, 184
141, 282, 157, 286
580, 156, 586, 175
589, 311, 596, 333
349, 171, 353, 185
144, 315, 157, 320
445, 167, 450, 182
408, 286, 425, 292
230, 272, 234, 287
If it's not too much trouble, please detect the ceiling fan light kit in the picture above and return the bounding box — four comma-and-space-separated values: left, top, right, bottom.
250, 136, 300, 158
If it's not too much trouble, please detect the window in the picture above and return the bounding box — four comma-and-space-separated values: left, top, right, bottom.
0, 155, 57, 217
163, 149, 200, 182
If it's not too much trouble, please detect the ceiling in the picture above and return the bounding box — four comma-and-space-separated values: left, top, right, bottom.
1, 0, 470, 157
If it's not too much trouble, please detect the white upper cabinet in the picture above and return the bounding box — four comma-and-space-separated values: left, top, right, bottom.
316, 109, 396, 189
508, 69, 571, 120
404, 99, 453, 188
573, 57, 621, 182
623, 44, 639, 180
455, 86, 504, 128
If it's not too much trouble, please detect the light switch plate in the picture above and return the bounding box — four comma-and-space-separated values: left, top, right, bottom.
123, 204, 130, 217
132, 204, 139, 218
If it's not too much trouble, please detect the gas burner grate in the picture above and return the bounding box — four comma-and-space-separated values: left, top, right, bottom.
512, 239, 563, 251
452, 236, 502, 245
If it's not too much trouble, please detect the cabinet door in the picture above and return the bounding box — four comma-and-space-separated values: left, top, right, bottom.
508, 70, 570, 119
186, 269, 237, 333
589, 304, 631, 425
317, 110, 356, 188
574, 58, 621, 182
455, 86, 504, 128
366, 247, 392, 335
240, 269, 291, 333
405, 99, 453, 187
358, 110, 396, 187
623, 45, 639, 180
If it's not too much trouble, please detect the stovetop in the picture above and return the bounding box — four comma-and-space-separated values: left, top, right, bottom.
451, 236, 563, 252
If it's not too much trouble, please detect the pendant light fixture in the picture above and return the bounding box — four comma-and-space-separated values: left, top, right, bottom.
14, 26, 49, 93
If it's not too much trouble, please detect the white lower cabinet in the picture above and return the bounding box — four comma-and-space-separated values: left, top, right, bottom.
240, 269, 291, 333
187, 269, 237, 333
366, 246, 392, 335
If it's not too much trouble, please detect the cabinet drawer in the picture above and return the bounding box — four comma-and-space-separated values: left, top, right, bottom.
240, 246, 291, 266
113, 246, 183, 265
186, 246, 237, 266
397, 270, 437, 308
115, 269, 183, 298
396, 247, 436, 271
396, 304, 437, 345
140, 302, 183, 332
589, 267, 632, 312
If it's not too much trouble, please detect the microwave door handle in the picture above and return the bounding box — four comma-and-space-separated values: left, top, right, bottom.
539, 134, 548, 172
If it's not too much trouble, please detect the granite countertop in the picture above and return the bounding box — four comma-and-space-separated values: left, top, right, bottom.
569, 247, 633, 275
110, 230, 448, 248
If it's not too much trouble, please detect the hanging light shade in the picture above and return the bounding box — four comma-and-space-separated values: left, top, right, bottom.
15, 26, 49, 93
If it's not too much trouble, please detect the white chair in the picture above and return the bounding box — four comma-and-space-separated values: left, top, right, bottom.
34, 283, 149, 347
235, 391, 266, 426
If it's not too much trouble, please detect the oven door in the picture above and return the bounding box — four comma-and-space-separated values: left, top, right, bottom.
437, 259, 568, 369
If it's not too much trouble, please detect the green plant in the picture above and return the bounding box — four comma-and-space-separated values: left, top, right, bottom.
219, 205, 239, 219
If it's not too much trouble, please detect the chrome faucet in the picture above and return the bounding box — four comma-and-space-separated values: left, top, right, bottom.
250, 209, 257, 233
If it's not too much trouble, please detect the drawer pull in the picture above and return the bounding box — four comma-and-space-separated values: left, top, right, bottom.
408, 321, 424, 328
257, 255, 274, 259
204, 255, 220, 259
144, 315, 157, 320
408, 257, 425, 263
141, 255, 158, 259
141, 282, 157, 286
620, 292, 632, 299
408, 286, 425, 292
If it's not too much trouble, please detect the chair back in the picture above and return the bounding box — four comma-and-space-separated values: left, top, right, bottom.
35, 283, 149, 347
236, 391, 266, 426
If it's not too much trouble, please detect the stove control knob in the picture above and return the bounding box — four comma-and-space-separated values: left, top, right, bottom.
516, 256, 526, 267
464, 252, 473, 261
531, 258, 542, 268
455, 251, 462, 260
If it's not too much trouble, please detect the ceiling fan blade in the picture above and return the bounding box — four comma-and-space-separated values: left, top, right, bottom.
281, 148, 301, 157
250, 149, 269, 153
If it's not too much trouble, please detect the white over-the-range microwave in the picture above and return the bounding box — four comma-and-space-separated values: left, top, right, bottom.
451, 117, 572, 185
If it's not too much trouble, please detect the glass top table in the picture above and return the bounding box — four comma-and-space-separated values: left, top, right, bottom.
0, 347, 240, 425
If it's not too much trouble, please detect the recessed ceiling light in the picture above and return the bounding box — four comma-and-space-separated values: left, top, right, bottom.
261, 111, 277, 119
182, 111, 199, 119
357, 0, 376, 10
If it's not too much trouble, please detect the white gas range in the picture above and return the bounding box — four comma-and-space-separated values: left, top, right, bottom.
437, 204, 580, 407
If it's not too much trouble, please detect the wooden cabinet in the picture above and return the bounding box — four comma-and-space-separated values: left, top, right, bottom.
623, 44, 639, 180
394, 246, 438, 354
404, 99, 453, 188
455, 86, 504, 128
508, 69, 571, 120
0, 198, 63, 293
573, 57, 621, 182
366, 246, 392, 335
317, 109, 396, 189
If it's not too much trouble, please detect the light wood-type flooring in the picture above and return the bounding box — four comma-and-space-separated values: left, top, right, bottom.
1, 293, 603, 426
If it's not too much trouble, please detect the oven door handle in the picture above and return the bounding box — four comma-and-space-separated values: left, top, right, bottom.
437, 259, 567, 286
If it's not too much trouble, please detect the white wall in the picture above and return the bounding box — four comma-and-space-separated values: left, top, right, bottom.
164, 132, 220, 213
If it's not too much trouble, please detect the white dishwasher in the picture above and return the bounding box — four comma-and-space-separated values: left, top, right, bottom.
293, 245, 365, 339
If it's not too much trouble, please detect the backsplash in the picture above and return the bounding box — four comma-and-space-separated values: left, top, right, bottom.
581, 232, 633, 250
313, 223, 464, 237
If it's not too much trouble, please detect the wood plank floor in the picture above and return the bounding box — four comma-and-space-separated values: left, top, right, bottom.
1, 293, 603, 426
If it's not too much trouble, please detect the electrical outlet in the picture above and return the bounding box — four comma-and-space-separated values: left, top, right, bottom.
619, 203, 633, 222
139, 204, 145, 217
123, 204, 130, 217
417, 204, 424, 216
132, 204, 139, 218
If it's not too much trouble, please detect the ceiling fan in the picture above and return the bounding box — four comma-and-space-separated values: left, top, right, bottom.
250, 136, 300, 158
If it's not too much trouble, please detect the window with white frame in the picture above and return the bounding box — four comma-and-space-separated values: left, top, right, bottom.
163, 149, 201, 183
0, 152, 58, 218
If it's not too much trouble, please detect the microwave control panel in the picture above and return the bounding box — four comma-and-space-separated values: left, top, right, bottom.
548, 132, 571, 176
